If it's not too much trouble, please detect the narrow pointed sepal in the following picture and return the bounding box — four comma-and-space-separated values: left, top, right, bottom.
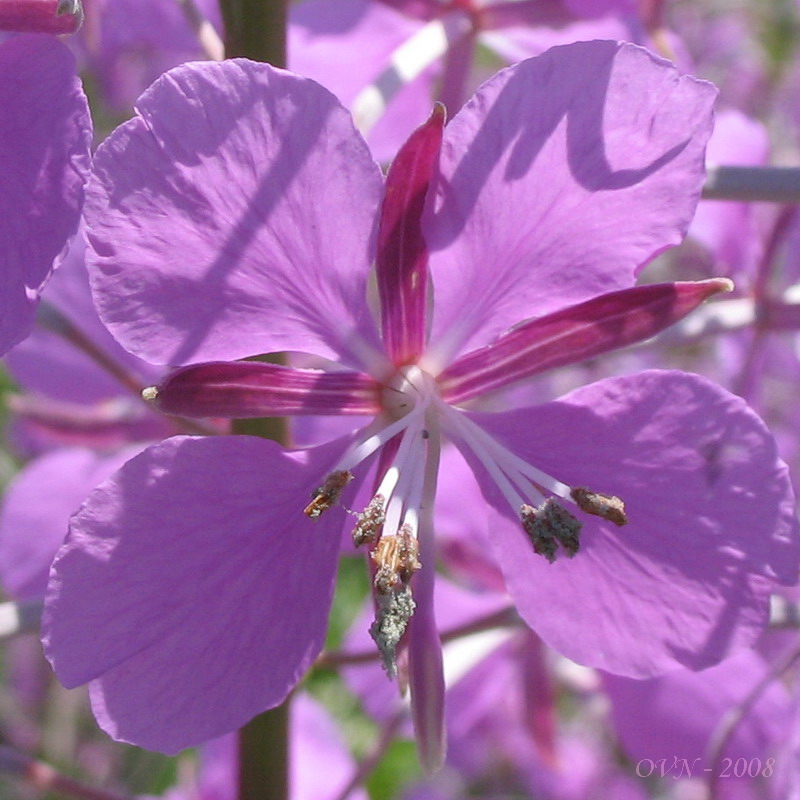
439, 278, 733, 403
149, 361, 380, 418
408, 554, 446, 773
377, 105, 446, 365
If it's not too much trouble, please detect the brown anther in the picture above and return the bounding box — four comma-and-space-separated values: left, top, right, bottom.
520, 499, 582, 563
570, 487, 628, 527
371, 526, 421, 593
352, 494, 386, 547
303, 470, 353, 519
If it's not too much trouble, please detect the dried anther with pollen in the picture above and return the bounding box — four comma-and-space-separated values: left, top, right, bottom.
352, 494, 386, 546
303, 470, 353, 519
571, 487, 628, 527
371, 525, 421, 591
370, 525, 421, 675
370, 585, 415, 678
520, 499, 582, 563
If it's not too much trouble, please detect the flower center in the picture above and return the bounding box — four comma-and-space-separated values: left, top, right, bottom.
305, 364, 443, 675
380, 364, 440, 421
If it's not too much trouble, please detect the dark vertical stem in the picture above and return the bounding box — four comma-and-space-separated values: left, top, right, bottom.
234, 409, 290, 800
219, 3, 289, 798
237, 701, 290, 800
219, 0, 287, 64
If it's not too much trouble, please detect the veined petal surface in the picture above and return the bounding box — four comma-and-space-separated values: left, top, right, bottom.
43, 435, 355, 752
462, 371, 798, 677
85, 60, 385, 369
424, 41, 716, 363
0, 35, 91, 354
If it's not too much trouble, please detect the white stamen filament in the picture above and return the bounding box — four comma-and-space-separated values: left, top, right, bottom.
453, 411, 573, 500
399, 428, 427, 536
441, 405, 527, 511
334, 404, 426, 474
384, 418, 427, 539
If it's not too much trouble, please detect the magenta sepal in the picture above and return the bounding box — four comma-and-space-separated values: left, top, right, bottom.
0, 0, 82, 33
152, 361, 380, 419
377, 104, 445, 365
439, 278, 732, 404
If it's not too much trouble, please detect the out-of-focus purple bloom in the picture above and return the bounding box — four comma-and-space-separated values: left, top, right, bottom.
4, 228, 181, 455
73, 0, 222, 111
0, 34, 91, 354
653, 110, 800, 485
42, 43, 799, 768
0, 446, 144, 602
0, 0, 82, 34
289, 0, 638, 160
146, 694, 367, 800
606, 648, 792, 777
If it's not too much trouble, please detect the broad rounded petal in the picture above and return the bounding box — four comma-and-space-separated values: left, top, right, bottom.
86, 60, 384, 369
0, 447, 143, 601
460, 371, 799, 677
43, 434, 356, 752
424, 41, 716, 363
0, 35, 91, 354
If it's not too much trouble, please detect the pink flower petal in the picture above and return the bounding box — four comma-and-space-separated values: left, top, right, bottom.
43, 435, 355, 752
462, 371, 799, 677
85, 60, 385, 370
424, 40, 716, 364
0, 35, 91, 354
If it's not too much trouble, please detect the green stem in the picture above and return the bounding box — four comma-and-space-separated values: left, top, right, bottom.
237, 700, 290, 800
220, 0, 291, 793
702, 165, 800, 204
234, 400, 290, 800
219, 0, 287, 64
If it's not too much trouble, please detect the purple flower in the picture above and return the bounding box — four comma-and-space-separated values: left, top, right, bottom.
0, 34, 91, 354
43, 41, 799, 765
4, 228, 182, 455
